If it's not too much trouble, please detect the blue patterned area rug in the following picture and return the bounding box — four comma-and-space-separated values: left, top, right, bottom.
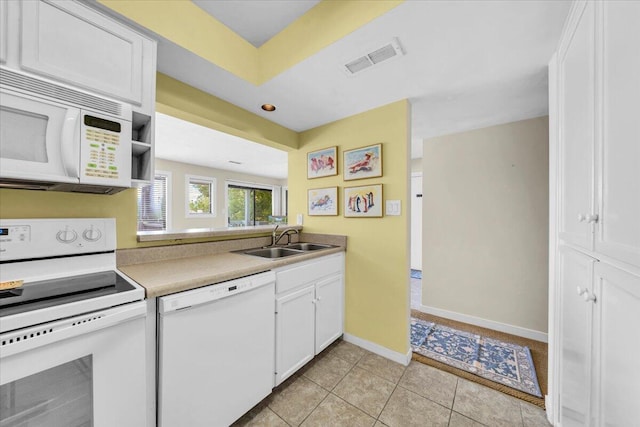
410, 269, 422, 279
411, 317, 542, 397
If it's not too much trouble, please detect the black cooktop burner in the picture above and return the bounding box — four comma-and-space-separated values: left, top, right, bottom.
0, 271, 136, 317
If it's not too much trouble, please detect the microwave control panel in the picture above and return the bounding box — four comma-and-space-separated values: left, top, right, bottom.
80, 113, 132, 188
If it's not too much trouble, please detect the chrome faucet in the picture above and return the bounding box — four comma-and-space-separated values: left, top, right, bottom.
271, 225, 280, 246
273, 227, 299, 246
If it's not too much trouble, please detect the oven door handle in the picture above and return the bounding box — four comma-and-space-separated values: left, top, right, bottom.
0, 301, 146, 359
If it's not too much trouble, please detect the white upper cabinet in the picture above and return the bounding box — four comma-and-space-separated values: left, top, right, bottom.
19, 0, 148, 108
595, 1, 640, 268
558, 0, 596, 251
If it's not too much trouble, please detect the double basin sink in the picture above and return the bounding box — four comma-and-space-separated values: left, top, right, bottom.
239, 243, 337, 259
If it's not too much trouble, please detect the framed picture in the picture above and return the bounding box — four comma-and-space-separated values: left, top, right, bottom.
343, 143, 382, 181
344, 184, 383, 217
307, 146, 338, 179
308, 187, 338, 216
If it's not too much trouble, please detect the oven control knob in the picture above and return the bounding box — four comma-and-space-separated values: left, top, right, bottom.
56, 227, 78, 243
83, 226, 102, 242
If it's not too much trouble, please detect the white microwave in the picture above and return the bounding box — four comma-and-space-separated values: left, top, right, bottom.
0, 84, 132, 194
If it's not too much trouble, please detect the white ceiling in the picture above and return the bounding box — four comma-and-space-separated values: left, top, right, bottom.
154, 112, 288, 179
153, 0, 570, 164
192, 0, 321, 47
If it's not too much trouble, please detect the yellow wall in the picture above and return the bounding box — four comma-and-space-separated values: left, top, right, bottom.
0, 188, 139, 248
289, 100, 411, 354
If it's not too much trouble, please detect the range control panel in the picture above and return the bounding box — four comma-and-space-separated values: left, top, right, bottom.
0, 218, 116, 261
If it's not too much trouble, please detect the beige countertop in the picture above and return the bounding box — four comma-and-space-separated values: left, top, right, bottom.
119, 246, 345, 298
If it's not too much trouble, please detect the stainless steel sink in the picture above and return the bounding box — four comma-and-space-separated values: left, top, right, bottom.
286, 243, 336, 251
242, 247, 303, 259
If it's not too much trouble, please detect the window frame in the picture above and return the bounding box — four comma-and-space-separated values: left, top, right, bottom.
136, 170, 171, 233
185, 174, 216, 218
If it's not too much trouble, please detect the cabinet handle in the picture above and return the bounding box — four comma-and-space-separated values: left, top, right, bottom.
586, 214, 599, 224
583, 291, 597, 303
577, 286, 588, 296
577, 214, 587, 222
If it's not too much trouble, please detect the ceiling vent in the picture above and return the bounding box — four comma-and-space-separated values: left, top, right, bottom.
342, 38, 404, 76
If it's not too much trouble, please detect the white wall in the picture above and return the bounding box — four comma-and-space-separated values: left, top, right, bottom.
155, 158, 287, 231
421, 117, 549, 335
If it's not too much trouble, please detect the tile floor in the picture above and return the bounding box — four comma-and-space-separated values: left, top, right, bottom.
234, 340, 551, 427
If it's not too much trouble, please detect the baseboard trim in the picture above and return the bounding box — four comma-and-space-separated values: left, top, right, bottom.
417, 305, 548, 343
343, 333, 412, 366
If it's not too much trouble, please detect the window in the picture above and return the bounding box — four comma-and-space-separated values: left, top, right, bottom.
186, 175, 216, 217
137, 172, 169, 231
227, 182, 273, 227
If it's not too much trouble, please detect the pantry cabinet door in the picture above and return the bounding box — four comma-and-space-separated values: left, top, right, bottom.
595, 0, 640, 268
592, 262, 640, 427
558, 0, 596, 251
558, 247, 595, 427
20, 0, 143, 105
315, 274, 343, 354
275, 285, 315, 386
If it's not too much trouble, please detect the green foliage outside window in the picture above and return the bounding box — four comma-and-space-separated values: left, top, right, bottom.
189, 181, 212, 214
228, 186, 272, 226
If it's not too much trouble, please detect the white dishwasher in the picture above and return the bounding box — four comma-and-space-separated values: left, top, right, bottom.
158, 271, 275, 427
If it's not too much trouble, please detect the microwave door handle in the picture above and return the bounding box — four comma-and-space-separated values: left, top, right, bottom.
60, 109, 80, 178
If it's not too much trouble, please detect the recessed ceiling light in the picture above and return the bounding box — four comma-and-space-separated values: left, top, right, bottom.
261, 104, 276, 112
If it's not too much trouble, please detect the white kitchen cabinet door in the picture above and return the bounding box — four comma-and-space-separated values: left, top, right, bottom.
20, 0, 144, 105
592, 262, 640, 427
275, 285, 315, 386
0, 1, 7, 64
315, 274, 343, 354
558, 247, 595, 427
595, 0, 640, 268
558, 0, 596, 251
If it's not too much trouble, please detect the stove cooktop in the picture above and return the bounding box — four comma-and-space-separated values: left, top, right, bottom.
0, 271, 137, 318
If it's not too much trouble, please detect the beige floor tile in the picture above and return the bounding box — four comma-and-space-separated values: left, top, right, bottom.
301, 394, 376, 427
378, 387, 451, 427
357, 352, 406, 383
303, 353, 354, 390
268, 376, 328, 426
232, 406, 288, 427
398, 361, 458, 408
374, 421, 390, 427
329, 340, 366, 365
333, 366, 396, 417
521, 401, 551, 427
453, 379, 523, 427
448, 411, 486, 427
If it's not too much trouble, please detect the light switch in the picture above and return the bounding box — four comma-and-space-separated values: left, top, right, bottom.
385, 200, 401, 216
296, 214, 303, 225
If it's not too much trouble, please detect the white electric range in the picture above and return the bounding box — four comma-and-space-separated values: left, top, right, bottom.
0, 218, 147, 427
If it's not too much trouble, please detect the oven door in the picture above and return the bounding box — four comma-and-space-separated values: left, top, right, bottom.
0, 301, 146, 427
0, 88, 80, 183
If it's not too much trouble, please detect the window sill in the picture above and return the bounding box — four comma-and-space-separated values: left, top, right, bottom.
136, 225, 302, 242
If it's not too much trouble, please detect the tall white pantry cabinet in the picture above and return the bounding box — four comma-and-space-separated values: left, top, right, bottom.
549, 1, 640, 426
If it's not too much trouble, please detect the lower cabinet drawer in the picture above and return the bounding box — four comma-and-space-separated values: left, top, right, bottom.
276, 253, 342, 294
